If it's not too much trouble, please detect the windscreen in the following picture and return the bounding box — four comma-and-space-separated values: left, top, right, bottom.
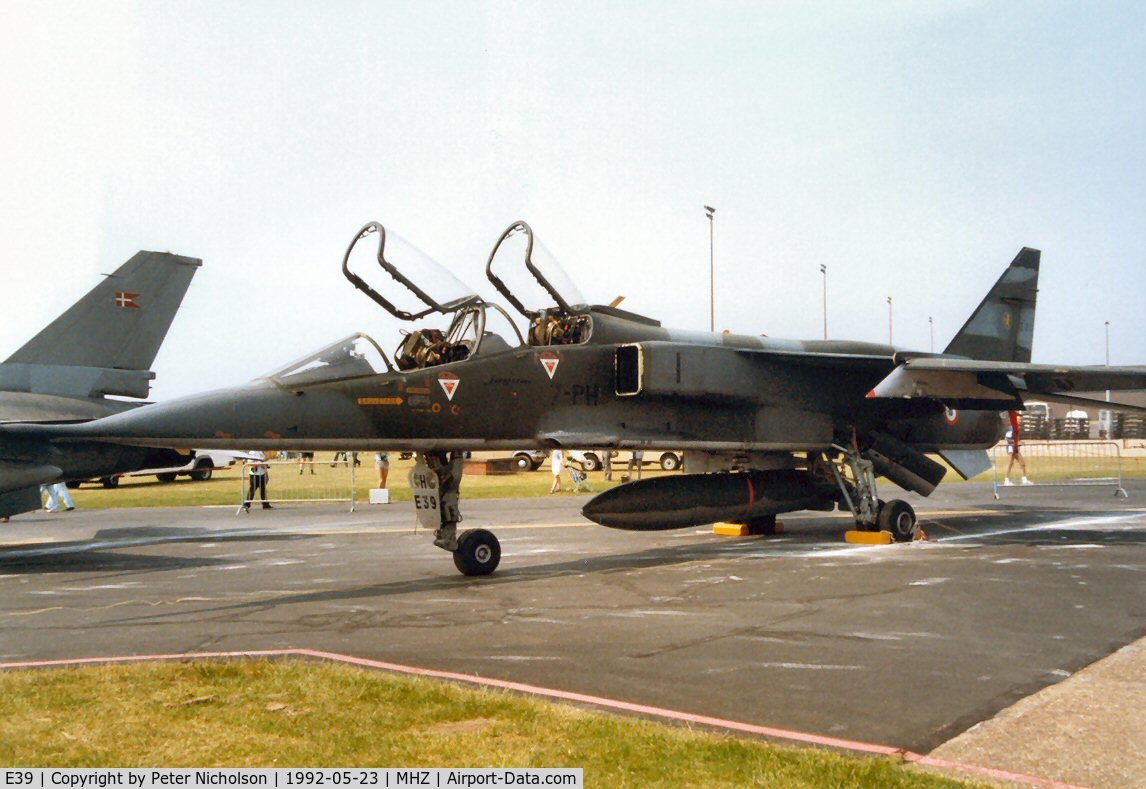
486, 222, 588, 317
343, 222, 479, 319
266, 334, 391, 386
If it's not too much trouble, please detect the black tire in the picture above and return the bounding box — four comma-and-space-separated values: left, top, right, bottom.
155, 472, 178, 483
743, 514, 778, 535
659, 452, 681, 471
65, 480, 82, 489
452, 529, 501, 576
878, 499, 917, 542
512, 453, 534, 471
189, 462, 213, 481
581, 453, 601, 472
100, 476, 119, 489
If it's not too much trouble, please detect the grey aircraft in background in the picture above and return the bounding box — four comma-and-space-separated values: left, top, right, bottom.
9, 222, 1146, 574
0, 250, 201, 518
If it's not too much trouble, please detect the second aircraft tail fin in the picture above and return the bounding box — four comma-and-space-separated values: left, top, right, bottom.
2, 250, 201, 399
5, 250, 201, 371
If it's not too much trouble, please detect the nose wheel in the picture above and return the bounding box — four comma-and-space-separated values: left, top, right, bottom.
414, 452, 503, 576
453, 529, 501, 576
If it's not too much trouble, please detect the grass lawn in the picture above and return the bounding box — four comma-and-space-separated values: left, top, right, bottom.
61, 448, 1144, 511
64, 456, 641, 510
0, 660, 975, 787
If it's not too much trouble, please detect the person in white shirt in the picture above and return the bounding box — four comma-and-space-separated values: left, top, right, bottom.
245, 451, 272, 510
550, 450, 564, 494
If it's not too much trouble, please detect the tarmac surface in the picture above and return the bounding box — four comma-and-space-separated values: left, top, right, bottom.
0, 480, 1143, 757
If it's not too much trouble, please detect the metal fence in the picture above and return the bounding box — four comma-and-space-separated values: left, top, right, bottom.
990, 440, 1127, 499
238, 457, 356, 513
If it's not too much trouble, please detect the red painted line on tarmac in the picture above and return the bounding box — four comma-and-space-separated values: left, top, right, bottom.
0, 649, 1076, 787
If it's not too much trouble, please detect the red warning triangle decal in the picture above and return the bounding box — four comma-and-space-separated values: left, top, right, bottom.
541, 357, 559, 379
438, 373, 459, 401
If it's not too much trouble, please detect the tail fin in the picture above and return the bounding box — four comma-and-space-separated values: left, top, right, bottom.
2, 250, 201, 398
943, 247, 1039, 362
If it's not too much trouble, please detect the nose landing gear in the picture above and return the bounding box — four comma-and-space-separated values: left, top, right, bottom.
412, 452, 503, 576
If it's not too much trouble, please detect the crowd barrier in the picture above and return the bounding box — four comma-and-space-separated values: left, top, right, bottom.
990, 440, 1128, 499
239, 457, 357, 512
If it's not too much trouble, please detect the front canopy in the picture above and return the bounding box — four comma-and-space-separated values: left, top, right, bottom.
342, 221, 481, 320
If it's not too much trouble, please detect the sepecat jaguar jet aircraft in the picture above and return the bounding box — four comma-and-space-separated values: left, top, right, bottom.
10, 221, 1146, 574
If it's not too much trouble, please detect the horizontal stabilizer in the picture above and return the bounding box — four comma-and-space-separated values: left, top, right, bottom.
1028, 392, 1146, 415
937, 449, 992, 481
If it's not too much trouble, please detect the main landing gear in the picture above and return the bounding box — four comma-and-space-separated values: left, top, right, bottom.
824, 445, 918, 543
415, 452, 502, 576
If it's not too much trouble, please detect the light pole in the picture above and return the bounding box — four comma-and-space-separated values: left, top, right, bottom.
1105, 320, 1111, 403
705, 205, 715, 332
820, 264, 827, 340
929, 316, 934, 352
887, 296, 893, 344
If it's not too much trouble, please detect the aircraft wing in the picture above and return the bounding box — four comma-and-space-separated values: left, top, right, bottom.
868, 358, 1146, 409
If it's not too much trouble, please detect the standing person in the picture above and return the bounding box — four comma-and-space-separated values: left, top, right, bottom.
41, 482, 75, 513
298, 451, 316, 475
550, 450, 564, 494
375, 451, 390, 489
245, 451, 272, 510
626, 450, 644, 480
330, 451, 348, 467
602, 451, 613, 482
1008, 412, 1035, 486
1003, 411, 1031, 486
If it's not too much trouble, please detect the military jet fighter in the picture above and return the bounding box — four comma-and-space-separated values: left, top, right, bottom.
0, 250, 201, 518
10, 221, 1146, 573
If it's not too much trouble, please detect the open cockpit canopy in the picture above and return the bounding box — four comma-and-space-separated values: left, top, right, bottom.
327, 221, 526, 375
342, 221, 481, 320
485, 221, 592, 346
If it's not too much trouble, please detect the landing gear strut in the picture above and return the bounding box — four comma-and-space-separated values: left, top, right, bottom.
413, 452, 501, 576
824, 445, 917, 542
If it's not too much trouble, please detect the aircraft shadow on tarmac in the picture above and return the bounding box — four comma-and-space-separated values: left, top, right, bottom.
0, 526, 311, 575
91, 507, 1145, 629
0, 549, 227, 575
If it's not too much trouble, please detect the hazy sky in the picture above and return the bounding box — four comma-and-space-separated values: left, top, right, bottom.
1, 1, 1142, 401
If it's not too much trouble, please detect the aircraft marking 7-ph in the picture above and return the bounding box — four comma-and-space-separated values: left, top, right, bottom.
10, 221, 1145, 574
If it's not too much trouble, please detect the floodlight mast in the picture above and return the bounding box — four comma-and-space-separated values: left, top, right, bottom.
820, 264, 827, 339
704, 205, 715, 332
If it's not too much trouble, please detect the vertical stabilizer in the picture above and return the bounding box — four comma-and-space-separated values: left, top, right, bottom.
5, 251, 201, 371
943, 247, 1039, 362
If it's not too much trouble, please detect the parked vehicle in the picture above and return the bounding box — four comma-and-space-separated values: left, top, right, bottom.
579, 450, 682, 472
66, 450, 239, 488
149, 450, 239, 482
511, 450, 547, 470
